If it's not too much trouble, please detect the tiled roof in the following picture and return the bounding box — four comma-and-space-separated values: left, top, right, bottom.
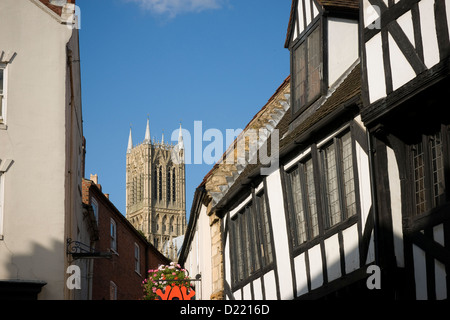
200, 77, 291, 207
280, 63, 361, 150
214, 63, 361, 211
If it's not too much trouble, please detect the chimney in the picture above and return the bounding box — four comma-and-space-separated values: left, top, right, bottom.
104, 194, 110, 199
90, 174, 98, 185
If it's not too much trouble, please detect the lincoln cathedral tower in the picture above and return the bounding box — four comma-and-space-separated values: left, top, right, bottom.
126, 119, 186, 260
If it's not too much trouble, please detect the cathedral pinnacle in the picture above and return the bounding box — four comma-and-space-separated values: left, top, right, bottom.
144, 117, 151, 144
178, 123, 184, 150
127, 127, 133, 154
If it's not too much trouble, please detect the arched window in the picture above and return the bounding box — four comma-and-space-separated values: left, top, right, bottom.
133, 176, 137, 205
172, 168, 176, 203
167, 168, 171, 203
153, 168, 157, 199
162, 215, 167, 234
159, 166, 162, 201
170, 216, 174, 234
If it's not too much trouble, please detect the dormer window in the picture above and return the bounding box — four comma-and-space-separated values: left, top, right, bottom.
292, 24, 322, 115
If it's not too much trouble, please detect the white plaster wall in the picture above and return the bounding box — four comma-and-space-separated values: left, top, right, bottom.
327, 18, 359, 87
388, 33, 416, 91
355, 139, 372, 235
343, 224, 360, 274
266, 169, 293, 300
0, 0, 74, 300
263, 270, 277, 300
294, 253, 308, 297
184, 204, 212, 300
419, 0, 440, 69
365, 34, 387, 103
308, 244, 323, 290
433, 224, 447, 300
387, 147, 404, 268
413, 244, 427, 300
324, 234, 341, 282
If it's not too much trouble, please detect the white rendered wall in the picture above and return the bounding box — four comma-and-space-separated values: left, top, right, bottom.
327, 18, 359, 87
0, 0, 75, 300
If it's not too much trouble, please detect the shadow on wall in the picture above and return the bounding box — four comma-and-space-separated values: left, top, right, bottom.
0, 238, 67, 300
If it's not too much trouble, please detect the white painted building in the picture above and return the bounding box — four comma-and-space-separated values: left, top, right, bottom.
179, 0, 450, 300
360, 0, 450, 300
0, 0, 88, 299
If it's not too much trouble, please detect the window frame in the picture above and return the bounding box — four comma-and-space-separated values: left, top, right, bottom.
91, 197, 98, 224
285, 155, 320, 248
134, 242, 141, 274
228, 183, 275, 289
319, 131, 358, 229
409, 125, 450, 216
110, 218, 117, 253
290, 21, 324, 118
282, 126, 361, 254
0, 64, 7, 127
110, 281, 118, 300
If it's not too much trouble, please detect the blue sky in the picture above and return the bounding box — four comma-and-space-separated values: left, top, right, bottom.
78, 0, 292, 217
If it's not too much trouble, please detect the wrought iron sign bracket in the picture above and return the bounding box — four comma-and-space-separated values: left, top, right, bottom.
66, 238, 112, 260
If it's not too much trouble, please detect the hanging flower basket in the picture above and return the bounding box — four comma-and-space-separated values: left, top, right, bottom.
142, 262, 194, 300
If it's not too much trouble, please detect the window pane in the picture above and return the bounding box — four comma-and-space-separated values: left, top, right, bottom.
293, 43, 306, 113
324, 143, 341, 227
341, 133, 357, 218
289, 167, 307, 244
248, 206, 261, 272
431, 132, 445, 206
235, 215, 244, 281
307, 27, 321, 102
304, 159, 319, 238
257, 193, 273, 266
413, 142, 427, 214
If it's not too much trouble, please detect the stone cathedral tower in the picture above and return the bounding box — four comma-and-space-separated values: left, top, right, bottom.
126, 119, 186, 260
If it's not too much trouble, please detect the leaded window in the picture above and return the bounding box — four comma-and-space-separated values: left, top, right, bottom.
292, 26, 322, 115
286, 157, 319, 247
321, 132, 357, 228
412, 129, 448, 215
229, 189, 274, 287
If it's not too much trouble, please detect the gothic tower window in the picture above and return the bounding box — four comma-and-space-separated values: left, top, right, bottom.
137, 174, 141, 203
159, 166, 163, 202
153, 168, 157, 200
162, 215, 167, 234
172, 168, 176, 203
167, 168, 171, 203
133, 176, 137, 205
170, 216, 174, 234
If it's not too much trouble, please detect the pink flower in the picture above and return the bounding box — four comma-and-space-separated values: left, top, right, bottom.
172, 272, 176, 275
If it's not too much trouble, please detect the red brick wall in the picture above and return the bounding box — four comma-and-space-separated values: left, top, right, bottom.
82, 179, 169, 300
